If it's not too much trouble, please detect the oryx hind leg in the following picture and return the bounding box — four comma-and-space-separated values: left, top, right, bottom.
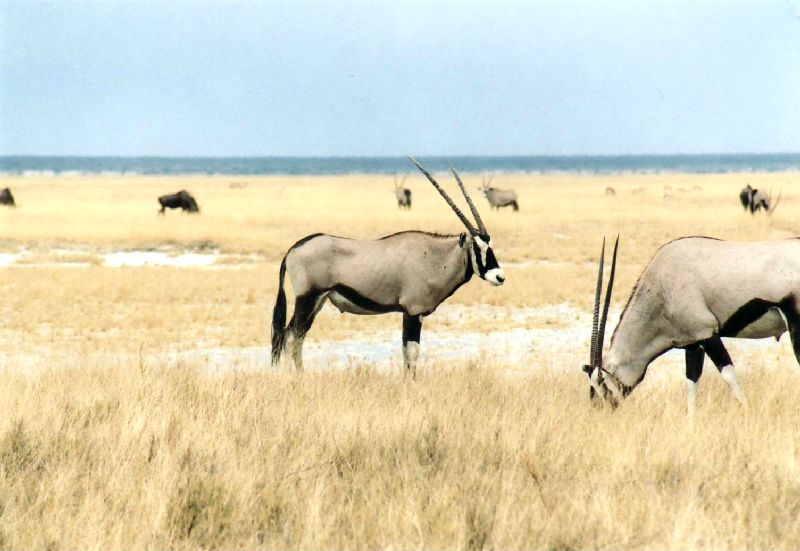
287, 292, 327, 372
700, 336, 745, 405
777, 298, 800, 365
402, 314, 422, 378
684, 345, 705, 414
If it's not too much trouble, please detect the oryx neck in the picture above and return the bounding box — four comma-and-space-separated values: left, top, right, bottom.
607, 305, 672, 388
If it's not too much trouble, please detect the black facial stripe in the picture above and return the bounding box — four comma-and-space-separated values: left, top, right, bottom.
472, 243, 486, 273
484, 247, 499, 270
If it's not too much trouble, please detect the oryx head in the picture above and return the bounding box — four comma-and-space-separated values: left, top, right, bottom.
582, 236, 629, 407
480, 175, 493, 195
410, 158, 505, 286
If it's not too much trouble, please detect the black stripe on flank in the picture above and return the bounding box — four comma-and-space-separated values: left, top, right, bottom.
719, 298, 777, 337
331, 285, 404, 314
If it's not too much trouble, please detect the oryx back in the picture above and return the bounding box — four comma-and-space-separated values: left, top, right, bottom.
643, 238, 800, 340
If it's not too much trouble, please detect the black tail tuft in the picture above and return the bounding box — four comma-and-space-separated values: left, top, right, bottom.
512, 201, 519, 211
271, 257, 288, 365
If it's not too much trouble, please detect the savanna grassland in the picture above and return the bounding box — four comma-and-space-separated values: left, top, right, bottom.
1, 171, 799, 549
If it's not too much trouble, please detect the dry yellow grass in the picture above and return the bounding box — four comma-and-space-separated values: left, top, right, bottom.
1, 172, 799, 549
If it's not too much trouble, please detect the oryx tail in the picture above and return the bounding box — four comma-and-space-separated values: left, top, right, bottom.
271, 257, 288, 365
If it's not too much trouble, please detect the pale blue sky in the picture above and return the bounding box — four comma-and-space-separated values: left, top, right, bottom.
1, 0, 799, 156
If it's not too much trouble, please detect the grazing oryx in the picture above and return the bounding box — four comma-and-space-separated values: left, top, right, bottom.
394, 174, 412, 209
0, 187, 15, 207
158, 190, 199, 214
739, 184, 781, 215
480, 176, 519, 211
271, 158, 505, 374
583, 236, 800, 414
604, 187, 616, 196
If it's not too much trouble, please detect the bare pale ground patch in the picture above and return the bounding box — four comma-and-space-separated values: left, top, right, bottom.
1, 172, 800, 548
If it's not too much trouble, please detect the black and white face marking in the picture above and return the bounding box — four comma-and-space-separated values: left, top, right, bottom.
471, 234, 505, 286
583, 365, 627, 407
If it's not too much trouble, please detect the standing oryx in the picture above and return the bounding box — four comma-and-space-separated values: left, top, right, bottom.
583, 236, 800, 414
271, 158, 505, 375
480, 176, 519, 211
739, 184, 781, 215
394, 174, 412, 209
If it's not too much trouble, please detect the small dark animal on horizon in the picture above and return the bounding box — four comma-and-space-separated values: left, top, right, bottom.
158, 190, 200, 214
0, 187, 15, 207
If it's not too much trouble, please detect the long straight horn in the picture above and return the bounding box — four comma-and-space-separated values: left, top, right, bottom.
449, 164, 487, 234
590, 238, 606, 366
597, 236, 619, 366
409, 157, 477, 233
400, 174, 407, 187
769, 190, 782, 214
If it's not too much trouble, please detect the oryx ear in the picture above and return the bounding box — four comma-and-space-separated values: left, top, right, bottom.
459, 233, 467, 247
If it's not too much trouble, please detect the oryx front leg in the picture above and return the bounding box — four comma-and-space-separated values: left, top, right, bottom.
402, 314, 422, 377
684, 345, 704, 415
701, 336, 745, 405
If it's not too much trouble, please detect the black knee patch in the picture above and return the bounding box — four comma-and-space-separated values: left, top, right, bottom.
402, 315, 422, 344
700, 336, 733, 371
685, 346, 704, 382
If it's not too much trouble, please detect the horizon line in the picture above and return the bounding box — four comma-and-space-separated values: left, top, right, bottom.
2, 152, 800, 159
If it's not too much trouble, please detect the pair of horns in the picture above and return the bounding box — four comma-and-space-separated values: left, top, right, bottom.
590, 236, 619, 368
394, 174, 407, 189
409, 157, 486, 235
768, 189, 782, 215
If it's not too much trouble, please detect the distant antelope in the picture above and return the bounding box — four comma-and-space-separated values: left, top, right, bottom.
480, 176, 518, 211
394, 174, 412, 209
158, 190, 199, 214
271, 158, 505, 375
0, 187, 15, 207
583, 236, 800, 414
604, 187, 616, 196
739, 184, 781, 215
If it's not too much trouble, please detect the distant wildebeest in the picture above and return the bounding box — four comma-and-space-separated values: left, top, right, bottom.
158, 190, 199, 214
394, 174, 412, 209
480, 176, 518, 211
0, 187, 16, 206
605, 187, 616, 196
739, 184, 780, 215
271, 158, 504, 375
583, 236, 800, 414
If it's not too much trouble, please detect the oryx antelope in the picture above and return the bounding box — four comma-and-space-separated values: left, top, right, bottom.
739, 184, 780, 215
271, 158, 505, 374
583, 236, 800, 414
0, 187, 15, 207
480, 176, 519, 211
604, 187, 616, 196
394, 174, 412, 209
